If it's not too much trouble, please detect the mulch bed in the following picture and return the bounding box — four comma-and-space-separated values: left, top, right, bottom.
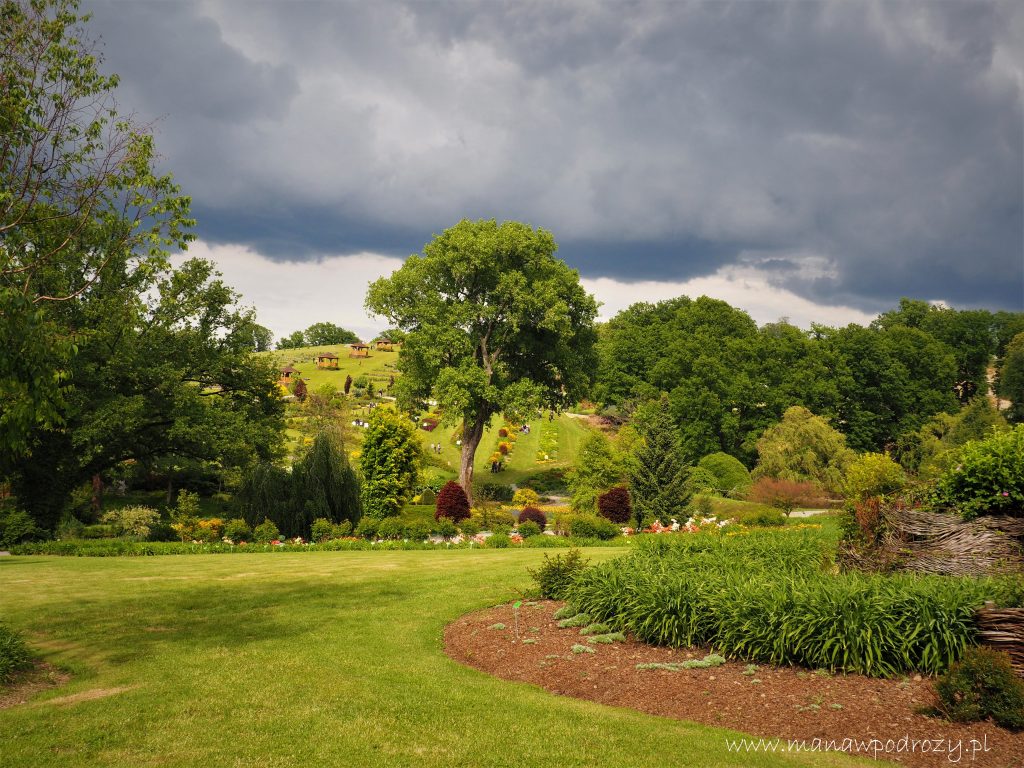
445, 601, 1024, 768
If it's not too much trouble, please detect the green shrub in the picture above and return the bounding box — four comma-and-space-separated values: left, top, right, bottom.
933, 425, 1024, 519
690, 495, 715, 518
332, 520, 353, 538
310, 517, 334, 542
100, 505, 160, 539
418, 487, 437, 506
355, 517, 379, 539
405, 521, 431, 541
434, 518, 457, 540
730, 508, 786, 527
81, 524, 118, 539
569, 516, 619, 540
376, 517, 405, 540
519, 469, 567, 494
478, 483, 514, 502
253, 519, 281, 543
223, 518, 252, 543
459, 519, 480, 537
517, 520, 541, 538
518, 507, 546, 528
486, 533, 512, 548
697, 452, 752, 496
0, 624, 33, 684
844, 452, 906, 502
0, 509, 39, 548
935, 647, 1024, 730
491, 523, 513, 537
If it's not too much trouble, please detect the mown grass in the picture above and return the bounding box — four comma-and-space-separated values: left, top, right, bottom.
0, 550, 862, 767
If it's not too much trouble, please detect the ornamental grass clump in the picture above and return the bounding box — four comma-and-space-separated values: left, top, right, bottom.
565, 529, 1022, 677
0, 624, 33, 684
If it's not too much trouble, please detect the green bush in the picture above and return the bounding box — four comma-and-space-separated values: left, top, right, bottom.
729, 507, 786, 527
477, 483, 514, 502
0, 509, 38, 548
697, 452, 752, 496
566, 530, 1021, 677
376, 517, 405, 540
0, 624, 33, 684
935, 647, 1024, 730
418, 487, 437, 506
332, 520, 353, 539
81, 524, 118, 539
253, 519, 281, 543
100, 505, 160, 539
519, 469, 567, 494
569, 516, 620, 540
486, 533, 512, 548
528, 549, 591, 599
844, 452, 906, 502
933, 425, 1024, 519
355, 517, 379, 539
223, 518, 252, 542
310, 517, 334, 542
435, 518, 458, 540
517, 520, 541, 538
459, 519, 480, 537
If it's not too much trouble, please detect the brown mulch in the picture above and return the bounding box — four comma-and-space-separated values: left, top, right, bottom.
0, 662, 70, 709
445, 601, 1024, 768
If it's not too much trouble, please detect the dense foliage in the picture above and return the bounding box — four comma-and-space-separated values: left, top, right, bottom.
934, 647, 1024, 730
628, 396, 691, 527
597, 486, 632, 524
435, 480, 470, 523
695, 452, 751, 496
565, 532, 1022, 677
0, 623, 33, 684
753, 406, 853, 492
518, 507, 547, 527
366, 219, 598, 505
932, 425, 1024, 519
276, 322, 359, 349
359, 408, 421, 519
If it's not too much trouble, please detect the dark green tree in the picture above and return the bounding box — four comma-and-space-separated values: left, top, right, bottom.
366, 219, 598, 506
303, 322, 359, 346
290, 429, 361, 537
998, 332, 1024, 423
276, 330, 306, 350
359, 407, 421, 519
628, 396, 691, 528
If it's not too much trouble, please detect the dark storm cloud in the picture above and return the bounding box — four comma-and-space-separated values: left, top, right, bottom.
86, 0, 1023, 311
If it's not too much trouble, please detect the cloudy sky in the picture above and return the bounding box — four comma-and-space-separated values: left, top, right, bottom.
85, 0, 1023, 341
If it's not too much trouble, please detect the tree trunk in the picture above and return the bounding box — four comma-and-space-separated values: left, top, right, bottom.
90, 473, 104, 514
458, 411, 488, 508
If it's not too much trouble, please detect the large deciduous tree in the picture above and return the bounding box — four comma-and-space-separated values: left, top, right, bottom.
366, 219, 598, 505
1, 0, 193, 466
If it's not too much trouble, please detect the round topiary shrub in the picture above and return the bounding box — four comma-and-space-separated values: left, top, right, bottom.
597, 486, 632, 524
435, 481, 470, 523
518, 506, 547, 527
697, 452, 752, 496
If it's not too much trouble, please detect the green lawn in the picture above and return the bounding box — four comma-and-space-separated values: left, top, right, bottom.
264, 343, 399, 393
0, 551, 861, 767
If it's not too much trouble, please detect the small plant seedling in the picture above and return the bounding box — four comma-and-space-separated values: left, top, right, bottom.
552, 605, 577, 620
544, 654, 561, 659
522, 638, 537, 645
557, 613, 591, 629
587, 632, 626, 645
750, 679, 762, 684
830, 703, 843, 710
488, 623, 506, 630
579, 623, 611, 636
742, 664, 759, 676
571, 644, 595, 655
813, 668, 831, 678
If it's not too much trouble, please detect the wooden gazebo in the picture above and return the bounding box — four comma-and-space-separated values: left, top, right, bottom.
279, 365, 300, 385
374, 338, 395, 352
349, 343, 370, 359
315, 351, 339, 369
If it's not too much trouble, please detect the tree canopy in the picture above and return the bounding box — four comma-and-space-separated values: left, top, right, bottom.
276, 322, 359, 349
1, 0, 193, 466
366, 219, 598, 504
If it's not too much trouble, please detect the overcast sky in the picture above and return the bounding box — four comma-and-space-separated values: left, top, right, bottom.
85, 0, 1023, 341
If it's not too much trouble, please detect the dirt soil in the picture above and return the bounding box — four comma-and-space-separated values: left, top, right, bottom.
445, 602, 1024, 768
0, 663, 69, 709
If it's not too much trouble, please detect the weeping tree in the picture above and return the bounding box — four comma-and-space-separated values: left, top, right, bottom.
366, 219, 598, 506
236, 429, 360, 538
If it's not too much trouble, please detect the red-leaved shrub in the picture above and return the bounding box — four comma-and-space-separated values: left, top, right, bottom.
598, 486, 632, 524
435, 481, 470, 522
518, 507, 547, 527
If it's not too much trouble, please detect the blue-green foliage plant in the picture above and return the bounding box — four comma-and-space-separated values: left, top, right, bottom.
566, 529, 1022, 677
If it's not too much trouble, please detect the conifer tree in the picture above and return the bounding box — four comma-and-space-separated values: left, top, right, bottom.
628, 395, 691, 528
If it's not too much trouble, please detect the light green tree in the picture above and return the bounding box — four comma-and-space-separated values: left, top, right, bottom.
843, 453, 906, 502
366, 219, 598, 506
359, 408, 421, 519
753, 406, 854, 493
567, 430, 626, 514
